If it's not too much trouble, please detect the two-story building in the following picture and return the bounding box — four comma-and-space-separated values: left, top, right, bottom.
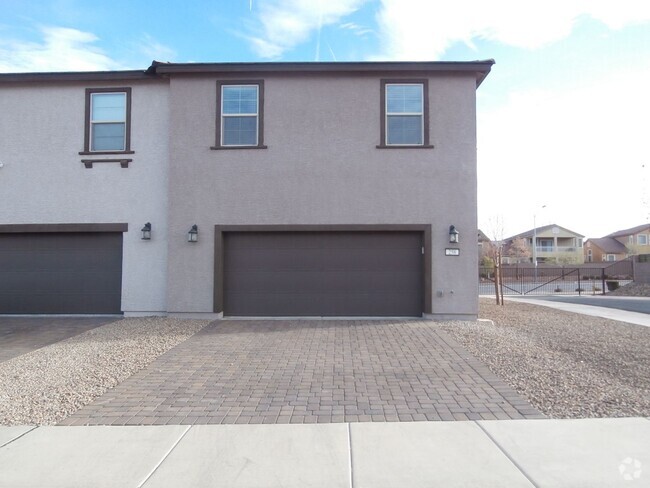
503, 224, 585, 265
585, 223, 650, 262
0, 60, 494, 320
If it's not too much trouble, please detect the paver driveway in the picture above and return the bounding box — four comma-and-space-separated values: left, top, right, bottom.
0, 317, 118, 363
61, 319, 543, 425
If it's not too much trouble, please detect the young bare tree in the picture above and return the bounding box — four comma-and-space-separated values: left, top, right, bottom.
507, 236, 532, 263
487, 217, 506, 305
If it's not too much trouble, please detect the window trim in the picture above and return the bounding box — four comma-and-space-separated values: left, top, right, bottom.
637, 234, 648, 245
378, 79, 433, 149
212, 80, 267, 150
80, 87, 133, 155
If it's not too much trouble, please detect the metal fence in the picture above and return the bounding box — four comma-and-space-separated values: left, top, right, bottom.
479, 259, 634, 296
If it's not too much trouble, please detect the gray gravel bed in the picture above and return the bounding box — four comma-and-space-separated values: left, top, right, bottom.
608, 282, 650, 296
442, 299, 650, 418
0, 317, 209, 426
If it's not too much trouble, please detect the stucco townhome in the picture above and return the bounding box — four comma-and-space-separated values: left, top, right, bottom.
0, 60, 493, 320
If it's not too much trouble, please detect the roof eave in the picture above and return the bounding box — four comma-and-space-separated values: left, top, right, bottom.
0, 70, 156, 83
150, 60, 495, 87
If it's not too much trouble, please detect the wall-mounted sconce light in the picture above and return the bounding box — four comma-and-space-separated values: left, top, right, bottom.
188, 224, 198, 243
141, 222, 152, 240
449, 225, 459, 244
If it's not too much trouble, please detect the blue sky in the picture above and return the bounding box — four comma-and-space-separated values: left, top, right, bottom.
2, 0, 650, 239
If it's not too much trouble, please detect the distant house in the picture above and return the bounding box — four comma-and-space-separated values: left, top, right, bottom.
478, 229, 492, 264
584, 237, 628, 262
585, 224, 650, 262
503, 224, 585, 265
608, 224, 650, 255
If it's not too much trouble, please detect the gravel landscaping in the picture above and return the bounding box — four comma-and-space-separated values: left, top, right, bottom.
442, 298, 650, 419
0, 317, 209, 426
607, 282, 650, 296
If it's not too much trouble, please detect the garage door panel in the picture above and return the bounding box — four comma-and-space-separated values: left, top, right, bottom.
223, 231, 423, 316
0, 232, 123, 314
229, 247, 421, 272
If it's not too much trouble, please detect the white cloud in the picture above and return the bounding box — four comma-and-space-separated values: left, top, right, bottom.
374, 0, 650, 60
339, 22, 374, 37
0, 26, 122, 72
247, 0, 367, 59
477, 66, 650, 239
137, 34, 176, 63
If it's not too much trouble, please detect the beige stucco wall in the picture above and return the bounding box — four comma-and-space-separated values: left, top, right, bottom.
0, 80, 170, 314
166, 72, 479, 318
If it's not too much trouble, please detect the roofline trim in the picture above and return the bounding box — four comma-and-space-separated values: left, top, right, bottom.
0, 70, 157, 83
0, 59, 494, 86
151, 60, 495, 86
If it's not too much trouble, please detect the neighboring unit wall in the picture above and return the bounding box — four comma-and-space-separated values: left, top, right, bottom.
0, 80, 170, 314
166, 72, 479, 319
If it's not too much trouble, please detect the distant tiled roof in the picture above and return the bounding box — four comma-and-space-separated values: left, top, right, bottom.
587, 237, 628, 254
505, 224, 584, 241
607, 223, 650, 238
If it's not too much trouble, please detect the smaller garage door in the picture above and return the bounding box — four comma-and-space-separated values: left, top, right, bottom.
223, 231, 424, 317
0, 232, 123, 314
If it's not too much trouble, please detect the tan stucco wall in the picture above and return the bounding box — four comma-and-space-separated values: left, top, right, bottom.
0, 80, 170, 314
166, 72, 480, 318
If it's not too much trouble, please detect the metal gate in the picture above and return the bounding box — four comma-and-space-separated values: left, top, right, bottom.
479, 259, 634, 296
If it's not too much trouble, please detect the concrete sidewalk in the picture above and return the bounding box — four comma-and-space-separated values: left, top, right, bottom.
1, 418, 648, 487
503, 296, 650, 327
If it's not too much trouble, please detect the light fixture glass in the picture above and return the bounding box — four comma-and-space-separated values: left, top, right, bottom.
188, 224, 198, 242
449, 225, 459, 244
141, 222, 151, 240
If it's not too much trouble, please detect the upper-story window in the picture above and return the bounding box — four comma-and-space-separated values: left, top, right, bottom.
378, 80, 432, 148
82, 87, 132, 154
638, 234, 648, 245
213, 80, 266, 149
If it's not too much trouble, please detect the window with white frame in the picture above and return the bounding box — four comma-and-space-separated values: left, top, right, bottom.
83, 88, 131, 153
385, 83, 423, 145
379, 80, 432, 148
638, 234, 648, 245
606, 254, 616, 261
214, 81, 265, 148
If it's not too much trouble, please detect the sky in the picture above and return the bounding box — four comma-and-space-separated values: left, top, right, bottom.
1, 0, 649, 240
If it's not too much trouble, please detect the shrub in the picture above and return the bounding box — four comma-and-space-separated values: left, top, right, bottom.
606, 281, 620, 292
575, 287, 584, 292
555, 287, 562, 292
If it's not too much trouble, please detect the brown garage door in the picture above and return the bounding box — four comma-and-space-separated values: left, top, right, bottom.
0, 232, 123, 314
224, 231, 423, 316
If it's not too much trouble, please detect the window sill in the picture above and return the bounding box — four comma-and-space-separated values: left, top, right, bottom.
376, 144, 434, 149
79, 150, 135, 155
210, 145, 268, 150
81, 158, 132, 168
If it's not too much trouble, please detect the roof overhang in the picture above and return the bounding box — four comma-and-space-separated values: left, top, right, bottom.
0, 59, 495, 87
0, 70, 155, 83
149, 60, 495, 87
